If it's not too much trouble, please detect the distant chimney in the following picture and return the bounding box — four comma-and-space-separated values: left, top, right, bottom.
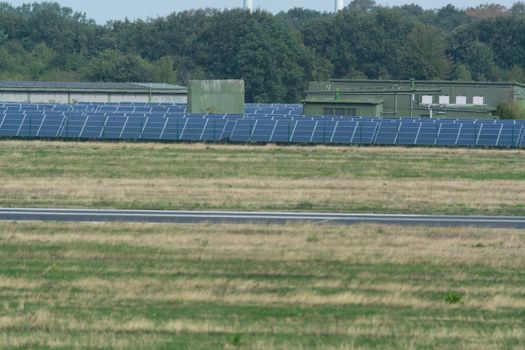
335, 0, 344, 12
244, 0, 253, 13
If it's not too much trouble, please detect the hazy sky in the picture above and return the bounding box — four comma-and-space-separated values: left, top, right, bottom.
5, 0, 519, 23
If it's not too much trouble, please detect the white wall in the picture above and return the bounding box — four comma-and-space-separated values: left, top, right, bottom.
0, 92, 187, 104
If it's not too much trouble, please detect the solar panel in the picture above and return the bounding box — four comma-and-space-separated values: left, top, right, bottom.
456, 123, 480, 147
0, 114, 23, 137
201, 119, 228, 142
251, 119, 276, 142
80, 116, 106, 139
397, 121, 420, 145
311, 120, 336, 144
290, 120, 316, 143
270, 120, 296, 143
120, 117, 145, 139
416, 121, 439, 145
0, 102, 523, 149
230, 119, 256, 142
498, 123, 521, 148
141, 116, 165, 140
331, 120, 357, 144
374, 120, 400, 145
160, 117, 186, 141
180, 117, 207, 141
59, 115, 85, 138
477, 123, 500, 147
352, 121, 377, 145
100, 116, 126, 139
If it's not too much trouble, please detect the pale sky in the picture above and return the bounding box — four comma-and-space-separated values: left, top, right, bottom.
4, 0, 520, 23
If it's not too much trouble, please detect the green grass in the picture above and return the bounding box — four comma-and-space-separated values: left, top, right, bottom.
0, 221, 523, 349
0, 141, 524, 215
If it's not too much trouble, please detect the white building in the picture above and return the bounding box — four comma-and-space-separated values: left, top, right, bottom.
0, 81, 187, 104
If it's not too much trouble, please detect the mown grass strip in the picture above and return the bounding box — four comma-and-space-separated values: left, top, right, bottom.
0, 141, 524, 215
0, 221, 523, 349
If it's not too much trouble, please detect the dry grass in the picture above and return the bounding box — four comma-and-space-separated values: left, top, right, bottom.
0, 221, 524, 348
1, 177, 524, 214
0, 140, 524, 214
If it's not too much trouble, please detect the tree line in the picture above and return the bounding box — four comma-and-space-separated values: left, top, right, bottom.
1, 0, 525, 102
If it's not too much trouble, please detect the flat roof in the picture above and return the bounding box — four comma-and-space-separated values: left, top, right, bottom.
304, 98, 383, 105
0, 81, 187, 93
326, 79, 525, 89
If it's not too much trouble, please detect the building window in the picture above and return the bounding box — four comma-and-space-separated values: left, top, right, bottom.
323, 107, 357, 116
439, 96, 450, 104
473, 96, 485, 105
421, 95, 433, 104
323, 108, 333, 116
455, 96, 467, 105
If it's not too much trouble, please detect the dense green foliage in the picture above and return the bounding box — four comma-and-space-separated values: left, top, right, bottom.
1, 1, 525, 102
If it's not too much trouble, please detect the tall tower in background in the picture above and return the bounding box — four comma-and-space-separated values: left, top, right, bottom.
244, 0, 253, 13
335, 0, 344, 12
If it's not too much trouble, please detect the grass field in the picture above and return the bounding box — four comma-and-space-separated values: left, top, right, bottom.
0, 141, 524, 215
0, 221, 523, 349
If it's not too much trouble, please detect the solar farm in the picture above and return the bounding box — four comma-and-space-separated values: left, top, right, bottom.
0, 102, 524, 147
1, 102, 525, 349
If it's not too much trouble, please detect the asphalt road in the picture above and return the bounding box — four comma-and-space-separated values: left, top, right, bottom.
0, 208, 524, 228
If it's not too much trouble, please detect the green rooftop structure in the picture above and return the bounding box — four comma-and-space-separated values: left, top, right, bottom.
304, 79, 525, 118
188, 80, 245, 114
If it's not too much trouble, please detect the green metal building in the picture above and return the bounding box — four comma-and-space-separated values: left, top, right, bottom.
188, 80, 245, 114
304, 79, 525, 118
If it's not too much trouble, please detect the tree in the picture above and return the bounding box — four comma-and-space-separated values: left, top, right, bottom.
348, 0, 377, 13
466, 4, 510, 19
396, 23, 451, 79
82, 49, 154, 82
511, 2, 525, 17
155, 56, 177, 83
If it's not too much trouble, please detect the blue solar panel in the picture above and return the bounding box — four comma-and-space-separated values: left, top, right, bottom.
37, 115, 65, 138
80, 116, 106, 139
436, 122, 461, 146
477, 123, 500, 147
121, 117, 145, 139
59, 115, 85, 138
397, 121, 420, 145
0, 114, 24, 137
291, 120, 316, 143
101, 116, 126, 139
352, 121, 377, 144
311, 120, 336, 144
17, 114, 44, 137
375, 120, 400, 145
416, 121, 439, 145
270, 120, 296, 143
181, 118, 207, 141
331, 120, 357, 144
497, 123, 521, 147
160, 117, 185, 141
201, 119, 227, 142
456, 123, 480, 147
0, 102, 524, 148
251, 119, 276, 142
141, 116, 165, 140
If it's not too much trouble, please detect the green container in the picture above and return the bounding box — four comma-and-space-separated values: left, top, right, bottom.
188, 80, 245, 114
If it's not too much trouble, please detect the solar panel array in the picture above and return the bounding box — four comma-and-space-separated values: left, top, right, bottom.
0, 102, 524, 148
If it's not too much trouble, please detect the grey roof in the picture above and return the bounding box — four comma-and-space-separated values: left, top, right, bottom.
0, 81, 186, 91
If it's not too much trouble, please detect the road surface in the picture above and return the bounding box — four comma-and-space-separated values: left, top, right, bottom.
0, 208, 524, 228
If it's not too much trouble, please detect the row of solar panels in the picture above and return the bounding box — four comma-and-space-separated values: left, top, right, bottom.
1, 113, 524, 148
0, 103, 304, 115
2, 109, 524, 126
